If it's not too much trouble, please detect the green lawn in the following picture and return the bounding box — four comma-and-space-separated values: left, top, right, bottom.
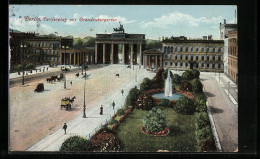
114, 107, 197, 152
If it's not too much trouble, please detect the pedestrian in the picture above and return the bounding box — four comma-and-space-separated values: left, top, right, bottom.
121, 89, 124, 96
70, 81, 72, 86
100, 105, 103, 115
63, 123, 67, 134
47, 67, 48, 71
112, 101, 115, 110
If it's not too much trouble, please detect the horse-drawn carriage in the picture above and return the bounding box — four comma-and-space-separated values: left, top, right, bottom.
61, 96, 76, 110
34, 83, 44, 92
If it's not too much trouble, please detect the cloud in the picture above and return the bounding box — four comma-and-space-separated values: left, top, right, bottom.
139, 11, 223, 29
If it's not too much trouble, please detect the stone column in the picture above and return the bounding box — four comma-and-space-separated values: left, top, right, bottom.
143, 55, 146, 68
77, 53, 80, 65
95, 43, 98, 64
110, 43, 114, 64
122, 44, 125, 64
69, 53, 72, 65
103, 43, 106, 64
155, 55, 158, 68
139, 44, 142, 65
73, 53, 76, 65
130, 44, 133, 65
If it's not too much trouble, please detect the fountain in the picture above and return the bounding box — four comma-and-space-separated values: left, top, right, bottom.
164, 69, 172, 97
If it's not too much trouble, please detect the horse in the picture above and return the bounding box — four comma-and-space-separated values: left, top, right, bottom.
69, 96, 76, 106
76, 73, 79, 78
46, 78, 52, 83
115, 73, 119, 77
51, 75, 58, 82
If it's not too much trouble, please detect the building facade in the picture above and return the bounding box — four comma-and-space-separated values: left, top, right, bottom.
161, 36, 224, 72
143, 49, 163, 69
228, 30, 238, 84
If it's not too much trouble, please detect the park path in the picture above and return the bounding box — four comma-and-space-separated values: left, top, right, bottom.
27, 65, 155, 151
201, 72, 238, 152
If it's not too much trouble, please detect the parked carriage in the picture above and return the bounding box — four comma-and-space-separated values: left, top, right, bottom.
34, 83, 44, 92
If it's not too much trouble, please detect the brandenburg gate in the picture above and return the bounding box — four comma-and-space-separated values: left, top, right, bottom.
95, 23, 145, 65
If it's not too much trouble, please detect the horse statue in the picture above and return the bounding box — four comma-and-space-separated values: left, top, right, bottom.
113, 21, 125, 33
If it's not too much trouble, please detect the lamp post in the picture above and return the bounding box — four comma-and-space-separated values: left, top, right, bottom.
83, 63, 87, 118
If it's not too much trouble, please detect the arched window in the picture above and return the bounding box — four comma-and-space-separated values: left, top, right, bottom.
175, 55, 178, 60
175, 47, 178, 52
186, 47, 189, 52
185, 55, 188, 60
207, 56, 210, 61
196, 48, 199, 52
191, 55, 194, 61
180, 47, 183, 52
191, 47, 194, 52
201, 48, 204, 52
180, 55, 183, 60
196, 56, 199, 60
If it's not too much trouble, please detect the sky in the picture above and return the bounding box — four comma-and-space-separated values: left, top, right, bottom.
9, 5, 237, 40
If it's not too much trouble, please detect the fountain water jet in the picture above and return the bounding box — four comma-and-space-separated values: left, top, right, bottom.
164, 69, 172, 97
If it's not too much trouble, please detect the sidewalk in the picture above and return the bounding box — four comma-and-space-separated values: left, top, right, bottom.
27, 66, 155, 151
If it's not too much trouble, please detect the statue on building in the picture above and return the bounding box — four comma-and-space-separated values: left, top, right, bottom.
113, 21, 125, 33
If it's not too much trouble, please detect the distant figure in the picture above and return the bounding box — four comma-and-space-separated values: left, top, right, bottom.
112, 101, 115, 110
70, 81, 72, 86
100, 105, 103, 115
47, 67, 48, 71
63, 123, 67, 134
121, 89, 124, 96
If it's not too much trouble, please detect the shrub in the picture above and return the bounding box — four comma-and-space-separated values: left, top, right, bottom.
90, 131, 124, 151
140, 77, 152, 92
117, 109, 125, 116
194, 112, 210, 130
25, 63, 35, 70
126, 88, 142, 106
182, 70, 194, 80
192, 79, 203, 94
180, 81, 192, 92
192, 69, 200, 79
143, 107, 167, 133
194, 93, 207, 112
174, 96, 195, 115
195, 126, 216, 151
136, 94, 155, 110
59, 135, 92, 152
172, 74, 182, 83
109, 119, 118, 125
159, 98, 171, 107
162, 69, 173, 79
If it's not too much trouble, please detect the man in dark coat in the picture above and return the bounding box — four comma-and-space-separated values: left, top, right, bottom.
100, 105, 103, 115
63, 123, 67, 134
112, 101, 115, 110
121, 89, 124, 96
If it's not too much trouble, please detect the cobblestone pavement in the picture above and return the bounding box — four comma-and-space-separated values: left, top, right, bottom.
200, 72, 238, 152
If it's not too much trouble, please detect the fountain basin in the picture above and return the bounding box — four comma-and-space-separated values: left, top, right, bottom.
152, 92, 184, 100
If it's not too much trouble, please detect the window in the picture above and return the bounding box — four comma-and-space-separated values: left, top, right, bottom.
196, 48, 199, 52
213, 56, 216, 61
175, 55, 178, 60
186, 47, 188, 52
175, 47, 178, 52
218, 56, 221, 61
185, 63, 188, 67
165, 55, 168, 59
180, 62, 183, 67
207, 56, 210, 61
164, 46, 167, 53
212, 64, 215, 69
196, 56, 199, 60
218, 47, 222, 53
191, 47, 194, 52
57, 51, 59, 54
53, 50, 55, 54
170, 55, 173, 59
196, 63, 198, 68
167, 47, 170, 53
170, 62, 173, 66
191, 55, 194, 61
171, 47, 173, 53
213, 48, 216, 52
180, 55, 183, 60
202, 56, 204, 60
218, 64, 221, 69
185, 55, 188, 60
207, 64, 209, 68
201, 48, 204, 52
180, 47, 183, 52
49, 50, 51, 54
175, 62, 178, 66
202, 63, 204, 67
165, 62, 168, 66
207, 47, 210, 52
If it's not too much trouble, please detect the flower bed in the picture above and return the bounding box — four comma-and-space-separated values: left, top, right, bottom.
144, 89, 194, 100
141, 126, 170, 136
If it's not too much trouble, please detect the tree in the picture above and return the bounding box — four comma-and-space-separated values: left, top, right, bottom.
162, 69, 173, 79
145, 39, 162, 49
192, 69, 200, 79
84, 37, 95, 47
151, 68, 164, 89
90, 131, 124, 151
126, 87, 142, 106
140, 77, 152, 91
194, 93, 207, 112
180, 81, 192, 91
136, 94, 155, 110
182, 70, 194, 80
192, 79, 203, 94
172, 74, 182, 83
59, 136, 92, 152
174, 96, 195, 115
143, 107, 167, 133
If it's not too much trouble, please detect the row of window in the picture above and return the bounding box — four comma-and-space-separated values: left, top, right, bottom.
22, 49, 59, 55
21, 42, 60, 49
164, 55, 222, 61
164, 62, 222, 69
27, 56, 60, 61
163, 46, 222, 53
229, 46, 237, 56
